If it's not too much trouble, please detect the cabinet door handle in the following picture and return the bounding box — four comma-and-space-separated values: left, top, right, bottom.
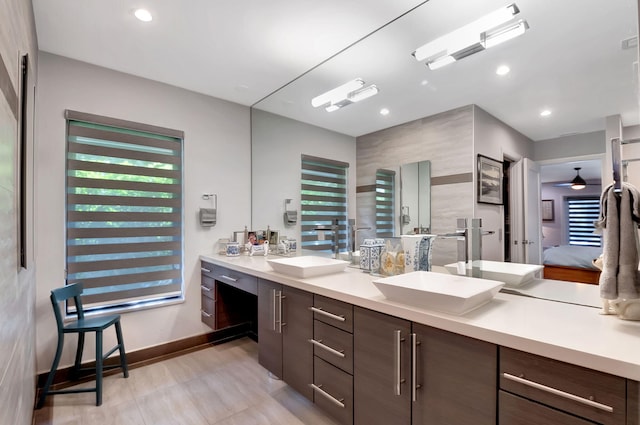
271, 288, 277, 332
200, 267, 211, 273
309, 339, 346, 358
220, 274, 237, 282
277, 291, 285, 333
200, 285, 212, 292
411, 333, 421, 402
310, 384, 345, 408
310, 306, 346, 322
200, 310, 212, 318
394, 330, 402, 396
502, 373, 614, 413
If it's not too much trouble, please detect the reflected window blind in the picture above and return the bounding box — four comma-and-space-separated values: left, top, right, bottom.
567, 196, 601, 247
301, 155, 348, 252
65, 110, 184, 312
376, 169, 395, 238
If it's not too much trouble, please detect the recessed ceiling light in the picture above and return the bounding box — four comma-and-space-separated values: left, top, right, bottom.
380, 108, 390, 116
420, 80, 429, 86
134, 9, 153, 22
496, 65, 510, 76
540, 109, 552, 117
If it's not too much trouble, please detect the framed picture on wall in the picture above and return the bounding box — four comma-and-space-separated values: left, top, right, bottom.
477, 154, 503, 205
541, 199, 554, 221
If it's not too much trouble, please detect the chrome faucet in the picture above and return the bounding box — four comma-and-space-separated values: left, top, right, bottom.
437, 218, 494, 277
348, 219, 371, 263
314, 219, 340, 259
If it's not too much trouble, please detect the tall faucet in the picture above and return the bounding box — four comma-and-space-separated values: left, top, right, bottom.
314, 218, 340, 259
437, 218, 495, 277
348, 219, 371, 263
437, 218, 469, 275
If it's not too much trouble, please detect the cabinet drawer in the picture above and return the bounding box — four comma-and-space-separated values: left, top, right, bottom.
200, 261, 216, 279
201, 275, 215, 300
211, 265, 258, 295
500, 347, 625, 425
200, 294, 216, 329
312, 295, 353, 333
312, 320, 353, 374
499, 390, 593, 425
313, 357, 353, 425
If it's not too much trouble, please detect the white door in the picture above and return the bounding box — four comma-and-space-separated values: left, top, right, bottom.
509, 158, 542, 264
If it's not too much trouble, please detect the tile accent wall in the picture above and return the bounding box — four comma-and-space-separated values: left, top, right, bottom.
356, 106, 474, 266
0, 0, 38, 424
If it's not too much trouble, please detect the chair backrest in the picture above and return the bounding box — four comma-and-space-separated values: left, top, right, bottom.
50, 283, 85, 330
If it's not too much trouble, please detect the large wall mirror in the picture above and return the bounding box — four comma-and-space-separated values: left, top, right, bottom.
250, 0, 639, 275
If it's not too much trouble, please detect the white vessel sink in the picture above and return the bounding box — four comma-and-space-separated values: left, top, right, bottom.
267, 256, 349, 278
444, 260, 543, 287
373, 271, 504, 315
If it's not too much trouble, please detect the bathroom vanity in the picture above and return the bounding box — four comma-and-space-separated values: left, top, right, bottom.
200, 254, 640, 425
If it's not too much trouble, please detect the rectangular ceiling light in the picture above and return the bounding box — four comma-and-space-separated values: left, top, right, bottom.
311, 78, 379, 112
483, 19, 529, 49
413, 3, 527, 69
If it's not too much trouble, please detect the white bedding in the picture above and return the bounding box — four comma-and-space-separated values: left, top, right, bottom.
542, 245, 602, 270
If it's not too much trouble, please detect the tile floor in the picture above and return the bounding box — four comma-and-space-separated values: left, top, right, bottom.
33, 337, 339, 425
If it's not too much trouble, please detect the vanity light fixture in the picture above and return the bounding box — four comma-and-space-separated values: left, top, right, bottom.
570, 167, 586, 190
412, 3, 528, 70
311, 78, 379, 112
134, 8, 153, 22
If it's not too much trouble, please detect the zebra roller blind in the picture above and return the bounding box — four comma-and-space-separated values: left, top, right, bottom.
376, 169, 395, 238
300, 155, 349, 252
65, 110, 184, 312
567, 196, 601, 247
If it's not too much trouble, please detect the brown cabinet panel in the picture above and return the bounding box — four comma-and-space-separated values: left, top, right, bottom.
353, 306, 411, 425
499, 390, 593, 425
313, 319, 353, 374
258, 278, 283, 378
500, 347, 625, 425
313, 295, 353, 333
412, 323, 497, 425
282, 286, 314, 400
201, 275, 215, 299
629, 380, 640, 425
314, 357, 353, 425
200, 294, 215, 329
211, 265, 258, 295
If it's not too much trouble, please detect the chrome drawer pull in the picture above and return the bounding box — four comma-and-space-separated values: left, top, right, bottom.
502, 373, 614, 413
310, 384, 345, 408
309, 339, 346, 358
220, 274, 238, 282
200, 285, 212, 292
394, 330, 402, 396
200, 267, 211, 273
310, 306, 346, 322
200, 310, 212, 318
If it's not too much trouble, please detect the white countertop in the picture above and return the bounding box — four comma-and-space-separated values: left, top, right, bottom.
200, 253, 640, 381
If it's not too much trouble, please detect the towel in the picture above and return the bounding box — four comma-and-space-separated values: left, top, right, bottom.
594, 183, 640, 300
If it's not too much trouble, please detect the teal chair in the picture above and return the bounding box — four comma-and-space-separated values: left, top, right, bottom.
37, 282, 129, 408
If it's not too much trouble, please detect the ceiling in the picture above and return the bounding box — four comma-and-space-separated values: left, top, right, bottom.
539, 160, 601, 184
33, 0, 638, 142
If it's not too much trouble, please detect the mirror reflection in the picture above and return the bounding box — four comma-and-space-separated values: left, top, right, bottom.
400, 161, 431, 235
250, 0, 639, 284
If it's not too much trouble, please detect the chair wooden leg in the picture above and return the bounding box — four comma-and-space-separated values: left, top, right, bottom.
72, 331, 85, 380
115, 320, 129, 378
37, 333, 65, 409
95, 330, 103, 406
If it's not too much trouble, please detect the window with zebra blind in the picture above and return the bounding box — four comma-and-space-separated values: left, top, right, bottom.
567, 196, 601, 247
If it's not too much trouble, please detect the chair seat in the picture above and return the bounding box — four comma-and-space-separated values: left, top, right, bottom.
63, 314, 121, 332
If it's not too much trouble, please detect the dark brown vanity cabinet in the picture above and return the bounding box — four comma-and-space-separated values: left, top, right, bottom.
353, 306, 497, 425
257, 278, 314, 400
311, 295, 355, 425
200, 261, 257, 332
499, 347, 627, 425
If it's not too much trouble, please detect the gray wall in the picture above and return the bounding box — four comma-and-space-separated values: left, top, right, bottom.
356, 105, 475, 265
533, 131, 606, 162
0, 0, 38, 423
35, 53, 252, 376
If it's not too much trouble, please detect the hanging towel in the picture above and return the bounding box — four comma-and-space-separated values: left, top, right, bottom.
594, 183, 640, 300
